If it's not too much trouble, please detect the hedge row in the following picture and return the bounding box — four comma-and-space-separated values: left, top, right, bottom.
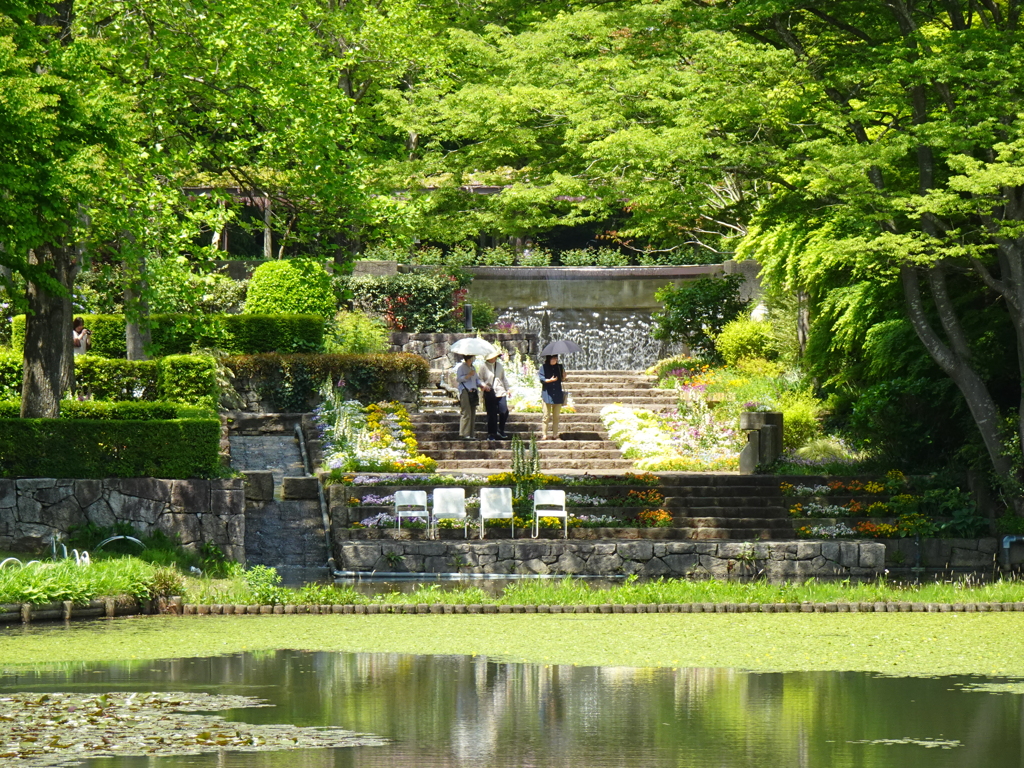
225, 353, 429, 409
0, 353, 219, 408
0, 419, 221, 478
11, 314, 325, 357
0, 401, 183, 420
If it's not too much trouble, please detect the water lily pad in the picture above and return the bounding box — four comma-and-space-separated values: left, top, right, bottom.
0, 691, 386, 766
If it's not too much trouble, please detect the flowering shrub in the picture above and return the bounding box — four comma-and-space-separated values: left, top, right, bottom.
788, 501, 848, 518
636, 508, 673, 527
317, 388, 436, 473
619, 489, 665, 506
602, 400, 742, 472
795, 522, 856, 539
565, 493, 609, 507
573, 514, 626, 527
853, 521, 898, 538
866, 501, 892, 516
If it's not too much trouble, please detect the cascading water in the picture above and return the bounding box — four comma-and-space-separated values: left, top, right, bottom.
496, 304, 683, 370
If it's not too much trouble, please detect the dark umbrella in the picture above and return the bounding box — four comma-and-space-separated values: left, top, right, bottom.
541, 339, 583, 356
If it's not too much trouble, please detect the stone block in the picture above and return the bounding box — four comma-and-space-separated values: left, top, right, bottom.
243, 472, 275, 502
518, 558, 550, 575
171, 479, 211, 513
553, 551, 587, 574
978, 538, 998, 555
73, 480, 102, 508
281, 476, 319, 500
821, 541, 840, 562
84, 499, 116, 529
0, 480, 15, 509
640, 557, 672, 577
15, 495, 43, 524
200, 513, 227, 545
593, 542, 618, 555
16, 479, 55, 491
859, 544, 884, 570
588, 553, 623, 575
795, 542, 820, 560
110, 477, 171, 503
161, 513, 201, 545
617, 541, 653, 561
211, 489, 243, 516
44, 496, 86, 532
662, 553, 699, 575
515, 542, 552, 561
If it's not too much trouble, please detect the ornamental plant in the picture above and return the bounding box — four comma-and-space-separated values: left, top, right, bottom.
245, 259, 335, 318
317, 388, 435, 473
636, 508, 673, 528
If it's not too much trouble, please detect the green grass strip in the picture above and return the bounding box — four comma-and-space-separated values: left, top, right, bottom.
3, 613, 1023, 678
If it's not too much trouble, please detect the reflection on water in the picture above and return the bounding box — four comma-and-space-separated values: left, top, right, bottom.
2, 650, 1022, 767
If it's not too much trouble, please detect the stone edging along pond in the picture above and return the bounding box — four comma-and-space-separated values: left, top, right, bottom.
7, 599, 1024, 625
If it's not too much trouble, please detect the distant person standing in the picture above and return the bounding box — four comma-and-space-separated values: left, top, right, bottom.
72, 317, 91, 356
538, 354, 566, 440
480, 350, 511, 441
456, 354, 480, 440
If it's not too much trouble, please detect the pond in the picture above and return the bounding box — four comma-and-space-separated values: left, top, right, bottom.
3, 647, 1022, 767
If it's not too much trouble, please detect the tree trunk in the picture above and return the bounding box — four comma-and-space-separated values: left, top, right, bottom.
21, 244, 76, 418
124, 253, 151, 360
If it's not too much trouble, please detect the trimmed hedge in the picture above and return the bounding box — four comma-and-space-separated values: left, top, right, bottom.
0, 352, 218, 408
0, 400, 181, 420
11, 313, 325, 356
225, 353, 429, 410
0, 418, 221, 478
244, 259, 335, 317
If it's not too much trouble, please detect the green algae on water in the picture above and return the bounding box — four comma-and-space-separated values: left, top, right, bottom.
3, 613, 1024, 679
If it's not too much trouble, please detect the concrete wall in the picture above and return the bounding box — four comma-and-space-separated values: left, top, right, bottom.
0, 478, 245, 561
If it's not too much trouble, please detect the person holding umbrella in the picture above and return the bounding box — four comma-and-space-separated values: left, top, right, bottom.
456, 354, 481, 440
537, 340, 581, 440
480, 350, 511, 441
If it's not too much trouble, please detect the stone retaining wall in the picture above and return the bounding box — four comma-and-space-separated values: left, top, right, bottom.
389, 332, 538, 370
335, 540, 885, 582
0, 478, 245, 561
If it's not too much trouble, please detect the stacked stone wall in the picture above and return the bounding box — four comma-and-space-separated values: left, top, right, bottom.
0, 478, 245, 561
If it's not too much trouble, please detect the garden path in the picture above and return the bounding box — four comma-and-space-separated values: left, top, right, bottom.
227, 414, 306, 498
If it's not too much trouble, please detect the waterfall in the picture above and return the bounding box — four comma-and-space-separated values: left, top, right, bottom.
496, 305, 683, 371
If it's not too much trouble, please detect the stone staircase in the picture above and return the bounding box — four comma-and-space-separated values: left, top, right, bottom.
414, 370, 680, 473
659, 475, 792, 539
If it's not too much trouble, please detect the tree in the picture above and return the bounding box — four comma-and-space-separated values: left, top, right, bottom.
652, 275, 746, 359
0, 2, 137, 416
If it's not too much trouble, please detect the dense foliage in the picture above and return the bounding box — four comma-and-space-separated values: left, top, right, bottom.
341, 270, 471, 332
652, 275, 745, 358
0, 418, 221, 478
245, 259, 335, 318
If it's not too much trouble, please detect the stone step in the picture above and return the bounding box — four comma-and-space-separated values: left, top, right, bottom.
424, 448, 628, 461
419, 440, 620, 451
669, 527, 792, 540
665, 495, 785, 508
433, 458, 636, 471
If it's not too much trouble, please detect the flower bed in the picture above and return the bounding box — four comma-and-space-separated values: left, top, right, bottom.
601, 402, 741, 472
316, 391, 435, 473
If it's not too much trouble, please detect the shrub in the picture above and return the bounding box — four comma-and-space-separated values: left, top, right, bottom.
342, 269, 472, 332
12, 312, 324, 357
159, 355, 220, 409
478, 244, 516, 266
777, 390, 823, 451
519, 247, 553, 266
221, 313, 325, 353
244, 259, 335, 317
467, 300, 498, 330
75, 357, 160, 400
653, 274, 746, 358
0, 351, 21, 399
716, 318, 778, 365
559, 248, 629, 267
0, 418, 221, 478
225, 353, 429, 408
324, 311, 389, 354
0, 400, 181, 419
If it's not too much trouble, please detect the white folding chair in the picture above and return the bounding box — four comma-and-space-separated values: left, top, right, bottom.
532, 489, 567, 539
394, 490, 428, 532
432, 487, 469, 538
479, 487, 514, 539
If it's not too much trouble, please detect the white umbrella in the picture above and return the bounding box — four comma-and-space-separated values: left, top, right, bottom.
449, 337, 498, 357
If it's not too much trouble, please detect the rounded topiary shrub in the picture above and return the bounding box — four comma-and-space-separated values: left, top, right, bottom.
715, 318, 778, 365
244, 259, 335, 317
